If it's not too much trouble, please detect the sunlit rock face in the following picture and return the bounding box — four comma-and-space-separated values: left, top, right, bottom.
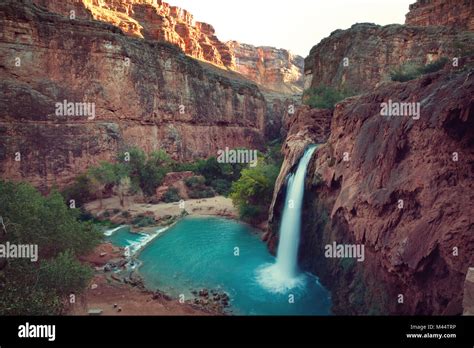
0, 0, 270, 191
227, 41, 305, 94
406, 0, 474, 31
31, 0, 304, 94
32, 0, 236, 69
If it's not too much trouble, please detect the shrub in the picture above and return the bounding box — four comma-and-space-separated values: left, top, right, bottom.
390, 57, 449, 82
162, 187, 181, 203
389, 61, 421, 82
132, 215, 156, 227
60, 174, 93, 207
303, 86, 353, 109
185, 176, 206, 188
0, 181, 101, 314
188, 187, 215, 199
230, 162, 280, 224
210, 179, 231, 196
419, 57, 449, 74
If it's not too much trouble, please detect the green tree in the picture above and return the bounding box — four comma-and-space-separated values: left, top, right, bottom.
229, 161, 280, 223
87, 162, 118, 208
0, 181, 101, 315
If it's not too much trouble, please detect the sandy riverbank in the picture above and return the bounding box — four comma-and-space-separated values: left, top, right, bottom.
84, 195, 238, 222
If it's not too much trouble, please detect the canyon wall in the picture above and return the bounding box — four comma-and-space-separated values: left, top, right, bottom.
31, 0, 304, 94
269, 0, 474, 314
304, 23, 472, 93
227, 41, 305, 94
406, 0, 474, 30
0, 0, 270, 191
269, 66, 474, 315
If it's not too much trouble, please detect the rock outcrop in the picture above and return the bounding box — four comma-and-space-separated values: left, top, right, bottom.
227, 41, 305, 94
32, 0, 236, 69
406, 0, 474, 31
31, 0, 304, 94
0, 0, 269, 191
269, 66, 474, 315
304, 23, 472, 93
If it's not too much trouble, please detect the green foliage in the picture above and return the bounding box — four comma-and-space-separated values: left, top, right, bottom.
303, 86, 353, 109
184, 176, 206, 188
37, 250, 93, 299
185, 175, 215, 199
229, 161, 280, 223
188, 187, 215, 199
60, 174, 93, 208
162, 187, 181, 203
116, 147, 171, 197
390, 57, 449, 82
0, 181, 101, 315
131, 215, 156, 227
419, 57, 449, 74
210, 179, 231, 195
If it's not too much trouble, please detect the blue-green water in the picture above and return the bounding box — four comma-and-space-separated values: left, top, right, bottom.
106, 217, 331, 315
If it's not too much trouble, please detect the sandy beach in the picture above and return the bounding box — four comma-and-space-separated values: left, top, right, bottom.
84, 195, 238, 222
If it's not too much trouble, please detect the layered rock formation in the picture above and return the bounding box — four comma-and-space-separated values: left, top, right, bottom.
269, 66, 474, 315
304, 23, 472, 93
32, 0, 236, 69
0, 0, 270, 191
406, 0, 474, 30
31, 0, 304, 94
227, 41, 305, 94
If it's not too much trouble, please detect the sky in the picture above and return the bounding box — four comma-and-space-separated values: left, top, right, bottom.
169, 0, 414, 57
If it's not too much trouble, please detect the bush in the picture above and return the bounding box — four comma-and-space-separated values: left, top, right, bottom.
132, 215, 156, 227
162, 187, 181, 203
61, 174, 93, 207
0, 181, 101, 314
185, 176, 206, 188
230, 162, 280, 224
210, 179, 232, 196
390, 57, 449, 82
238, 204, 263, 224
419, 57, 449, 74
303, 86, 353, 109
188, 187, 215, 199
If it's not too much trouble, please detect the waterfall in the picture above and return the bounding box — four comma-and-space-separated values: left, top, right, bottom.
275, 145, 317, 278
257, 145, 317, 292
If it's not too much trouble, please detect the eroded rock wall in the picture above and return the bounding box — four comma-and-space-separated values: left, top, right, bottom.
0, 0, 268, 191
304, 23, 472, 93
406, 0, 474, 30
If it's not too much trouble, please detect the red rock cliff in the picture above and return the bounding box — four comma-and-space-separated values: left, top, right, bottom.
406, 0, 474, 30
32, 0, 304, 94
227, 41, 305, 94
304, 23, 471, 93
0, 0, 270, 191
